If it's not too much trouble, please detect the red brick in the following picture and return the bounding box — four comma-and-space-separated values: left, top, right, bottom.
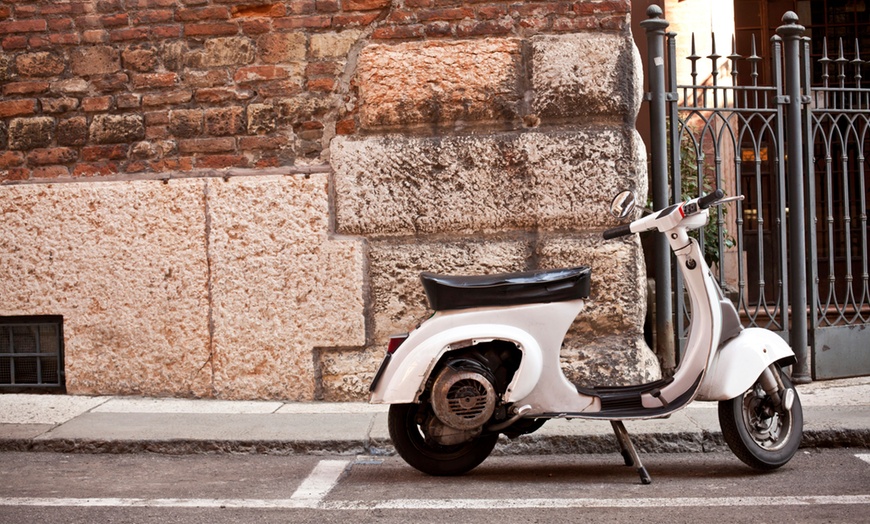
49, 33, 82, 45
32, 165, 70, 179
0, 99, 37, 118
177, 7, 231, 21
335, 118, 356, 135
372, 24, 425, 40
100, 14, 129, 27
96, 0, 124, 14
15, 5, 39, 18
2, 36, 28, 50
231, 4, 285, 18
152, 25, 183, 38
110, 27, 150, 41
195, 154, 248, 169
0, 19, 47, 34
254, 156, 280, 168
2, 168, 31, 181
343, 0, 391, 10
0, 7, 12, 20
130, 0, 178, 7
82, 144, 128, 161
42, 4, 76, 15
27, 35, 50, 48
239, 135, 290, 151
273, 16, 331, 30
287, 0, 317, 15
82, 96, 113, 112
184, 22, 239, 36
333, 12, 381, 27
552, 16, 598, 31
406, 0, 433, 7
424, 21, 453, 37
142, 90, 193, 106
82, 30, 108, 44
132, 72, 178, 89
131, 9, 174, 25
2, 81, 49, 96
233, 65, 289, 83
456, 18, 514, 37
73, 162, 119, 177
27, 147, 78, 166
417, 7, 473, 21
307, 77, 335, 92
240, 18, 272, 34
0, 151, 25, 169
145, 111, 169, 125
48, 18, 75, 31
315, 0, 341, 13
41, 97, 80, 113
177, 137, 235, 154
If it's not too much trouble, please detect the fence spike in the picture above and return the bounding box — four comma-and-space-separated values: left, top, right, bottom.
819, 36, 831, 87
748, 33, 761, 87
837, 37, 848, 87
728, 34, 742, 81
689, 33, 700, 86
853, 38, 863, 87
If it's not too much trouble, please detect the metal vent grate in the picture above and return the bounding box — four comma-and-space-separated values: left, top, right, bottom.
0, 317, 64, 391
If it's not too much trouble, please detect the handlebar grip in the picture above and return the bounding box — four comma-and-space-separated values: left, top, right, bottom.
698, 188, 725, 209
603, 223, 633, 240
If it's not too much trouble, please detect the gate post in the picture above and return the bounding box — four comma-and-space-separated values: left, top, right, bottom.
640, 5, 676, 373
777, 12, 812, 383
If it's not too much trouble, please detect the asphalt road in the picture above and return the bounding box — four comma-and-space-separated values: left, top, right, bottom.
1, 449, 868, 523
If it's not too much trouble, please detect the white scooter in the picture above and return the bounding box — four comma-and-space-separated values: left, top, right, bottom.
369, 189, 802, 483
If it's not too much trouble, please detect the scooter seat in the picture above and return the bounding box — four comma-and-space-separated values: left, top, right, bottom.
420, 266, 591, 311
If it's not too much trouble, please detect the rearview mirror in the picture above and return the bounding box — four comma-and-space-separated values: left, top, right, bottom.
609, 190, 637, 220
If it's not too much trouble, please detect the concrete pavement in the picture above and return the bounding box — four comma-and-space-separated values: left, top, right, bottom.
1, 376, 868, 455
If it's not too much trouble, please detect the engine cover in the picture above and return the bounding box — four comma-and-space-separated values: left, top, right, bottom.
430, 364, 496, 430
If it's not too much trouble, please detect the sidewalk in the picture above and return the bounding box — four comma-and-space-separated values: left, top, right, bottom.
1, 376, 868, 456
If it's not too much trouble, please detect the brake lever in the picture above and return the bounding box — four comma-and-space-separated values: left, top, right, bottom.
709, 195, 745, 207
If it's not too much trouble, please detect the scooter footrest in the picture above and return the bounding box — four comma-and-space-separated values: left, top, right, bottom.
576, 377, 675, 413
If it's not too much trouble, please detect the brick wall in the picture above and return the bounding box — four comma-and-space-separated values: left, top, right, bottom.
0, 0, 629, 182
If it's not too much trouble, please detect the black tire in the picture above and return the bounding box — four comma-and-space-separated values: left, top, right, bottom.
388, 403, 498, 476
718, 367, 803, 470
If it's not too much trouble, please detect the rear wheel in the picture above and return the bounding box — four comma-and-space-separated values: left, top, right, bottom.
718, 367, 803, 470
388, 402, 498, 476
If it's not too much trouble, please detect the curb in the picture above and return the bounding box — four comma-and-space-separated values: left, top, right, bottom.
2, 429, 867, 456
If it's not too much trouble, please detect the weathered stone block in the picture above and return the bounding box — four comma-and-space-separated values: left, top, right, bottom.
331, 128, 646, 236
122, 43, 160, 72
90, 114, 145, 144
15, 52, 66, 77
56, 117, 89, 146
69, 46, 120, 76
207, 175, 365, 400
204, 107, 244, 136
530, 32, 643, 120
258, 32, 306, 63
187, 36, 256, 68
169, 109, 204, 138
0, 180, 214, 397
357, 38, 523, 128
247, 103, 276, 134
310, 30, 362, 59
7, 117, 55, 150
536, 233, 658, 386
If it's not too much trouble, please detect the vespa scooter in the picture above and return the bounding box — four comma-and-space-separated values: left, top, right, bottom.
369, 189, 802, 484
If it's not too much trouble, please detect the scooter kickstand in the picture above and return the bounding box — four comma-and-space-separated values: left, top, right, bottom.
610, 421, 652, 485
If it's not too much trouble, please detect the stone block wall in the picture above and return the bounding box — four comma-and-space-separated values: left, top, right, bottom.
1, 1, 658, 400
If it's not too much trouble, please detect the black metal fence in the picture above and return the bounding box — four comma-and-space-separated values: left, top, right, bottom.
642, 6, 870, 381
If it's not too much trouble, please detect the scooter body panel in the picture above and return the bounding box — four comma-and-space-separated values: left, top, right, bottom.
370, 300, 585, 405
695, 327, 795, 401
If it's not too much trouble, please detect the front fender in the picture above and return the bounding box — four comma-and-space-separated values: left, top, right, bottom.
696, 328, 795, 401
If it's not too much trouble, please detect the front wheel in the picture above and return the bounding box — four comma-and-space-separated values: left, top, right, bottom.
388, 403, 498, 476
718, 367, 803, 470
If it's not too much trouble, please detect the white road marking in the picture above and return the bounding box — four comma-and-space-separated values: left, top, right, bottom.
857, 454, 870, 466
288, 459, 350, 507
0, 494, 868, 510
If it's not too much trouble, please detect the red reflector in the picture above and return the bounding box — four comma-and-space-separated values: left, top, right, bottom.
387, 334, 408, 354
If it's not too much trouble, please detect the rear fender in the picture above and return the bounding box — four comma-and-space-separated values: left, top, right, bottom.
696, 327, 795, 401
370, 323, 543, 405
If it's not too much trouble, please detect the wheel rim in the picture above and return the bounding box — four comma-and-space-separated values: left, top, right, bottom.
741, 383, 793, 452
404, 404, 485, 460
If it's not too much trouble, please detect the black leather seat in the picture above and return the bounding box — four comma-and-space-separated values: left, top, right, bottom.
420, 267, 591, 311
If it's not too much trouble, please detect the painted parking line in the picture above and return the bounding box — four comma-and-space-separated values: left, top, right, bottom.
857, 454, 870, 466
289, 459, 351, 507
0, 495, 868, 510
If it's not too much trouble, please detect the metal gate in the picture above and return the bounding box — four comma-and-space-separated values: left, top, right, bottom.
642, 7, 870, 381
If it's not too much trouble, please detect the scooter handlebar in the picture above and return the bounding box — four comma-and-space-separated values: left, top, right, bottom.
602, 222, 633, 240
697, 188, 725, 209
